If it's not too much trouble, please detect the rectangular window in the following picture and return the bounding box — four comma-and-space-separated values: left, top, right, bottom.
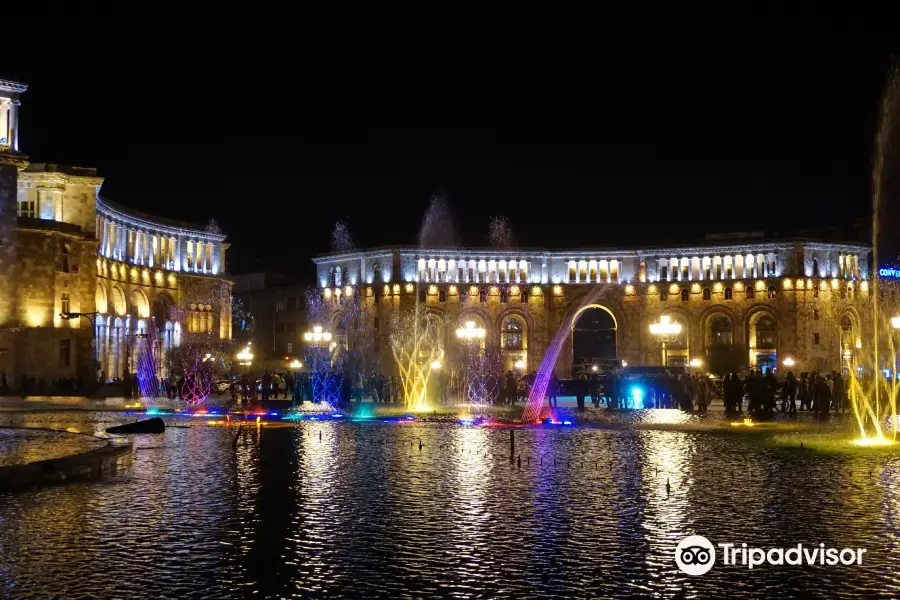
287, 342, 293, 354
61, 292, 69, 315
814, 332, 820, 345
59, 338, 71, 368
275, 299, 286, 312
186, 241, 194, 269
205, 243, 213, 271
17, 196, 36, 218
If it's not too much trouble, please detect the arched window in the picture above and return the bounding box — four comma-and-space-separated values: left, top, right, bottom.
756, 316, 776, 349
660, 265, 668, 281
479, 288, 487, 303
812, 257, 819, 275
660, 289, 668, 301
746, 287, 755, 300
813, 309, 819, 321
724, 287, 733, 300
500, 288, 508, 303
681, 288, 690, 302
56, 242, 70, 273
840, 315, 854, 350
847, 285, 854, 299
501, 317, 524, 350
767, 285, 777, 299
418, 289, 426, 303
439, 289, 447, 303
710, 316, 732, 345
702, 288, 711, 301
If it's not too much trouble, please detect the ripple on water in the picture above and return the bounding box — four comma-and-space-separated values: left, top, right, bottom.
0, 411, 899, 599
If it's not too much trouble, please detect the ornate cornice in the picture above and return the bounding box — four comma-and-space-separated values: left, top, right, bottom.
0, 152, 29, 170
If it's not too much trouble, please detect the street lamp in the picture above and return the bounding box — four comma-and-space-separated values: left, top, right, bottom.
303, 325, 333, 345
892, 315, 900, 330
649, 315, 682, 367
783, 356, 795, 368
689, 358, 703, 369
515, 359, 526, 370
236, 346, 254, 366
431, 359, 442, 370
456, 320, 486, 340
289, 359, 302, 370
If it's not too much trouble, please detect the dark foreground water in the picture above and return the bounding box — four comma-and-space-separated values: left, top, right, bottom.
1, 412, 900, 599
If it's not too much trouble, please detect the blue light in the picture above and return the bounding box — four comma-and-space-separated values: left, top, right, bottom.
269, 411, 279, 416
145, 408, 160, 416
880, 268, 900, 278
458, 418, 474, 426
630, 386, 644, 410
562, 420, 573, 425
331, 413, 344, 418
543, 417, 554, 425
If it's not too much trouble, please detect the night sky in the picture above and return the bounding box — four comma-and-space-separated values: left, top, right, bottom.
3, 9, 897, 278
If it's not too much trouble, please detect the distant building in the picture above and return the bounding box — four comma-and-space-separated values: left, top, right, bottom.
0, 80, 232, 389
231, 272, 309, 367
312, 239, 871, 377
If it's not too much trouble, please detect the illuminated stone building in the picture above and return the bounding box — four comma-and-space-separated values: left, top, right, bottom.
0, 80, 231, 388
313, 237, 871, 378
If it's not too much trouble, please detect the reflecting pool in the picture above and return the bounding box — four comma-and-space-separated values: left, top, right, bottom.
1, 411, 900, 598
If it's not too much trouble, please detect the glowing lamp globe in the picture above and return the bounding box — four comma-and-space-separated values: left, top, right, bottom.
783, 357, 795, 367
892, 315, 900, 330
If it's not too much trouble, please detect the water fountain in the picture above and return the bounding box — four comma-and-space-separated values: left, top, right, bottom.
847, 64, 900, 445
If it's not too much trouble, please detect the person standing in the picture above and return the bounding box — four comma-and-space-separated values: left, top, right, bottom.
261, 371, 271, 402
548, 372, 559, 409
783, 371, 797, 413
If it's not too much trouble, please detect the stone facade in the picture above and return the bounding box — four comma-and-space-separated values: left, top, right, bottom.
313, 242, 871, 378
0, 80, 232, 389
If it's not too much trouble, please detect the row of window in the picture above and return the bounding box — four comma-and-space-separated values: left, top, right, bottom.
274, 297, 300, 312
662, 286, 780, 302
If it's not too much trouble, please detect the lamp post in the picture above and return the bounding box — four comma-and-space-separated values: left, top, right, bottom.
303, 325, 332, 346
649, 315, 682, 367
303, 325, 334, 404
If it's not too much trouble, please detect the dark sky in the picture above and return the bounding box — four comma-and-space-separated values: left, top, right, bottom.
3, 8, 897, 278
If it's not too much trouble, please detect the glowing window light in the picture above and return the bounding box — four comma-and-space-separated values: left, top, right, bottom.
783, 278, 793, 289
669, 284, 679, 294
384, 284, 391, 295
625, 284, 635, 295
553, 285, 562, 296
345, 285, 353, 296
831, 278, 839, 289
324, 288, 332, 298
405, 283, 414, 293
510, 285, 520, 295
428, 285, 438, 295
449, 285, 457, 294
393, 284, 400, 294
755, 280, 765, 291
892, 316, 900, 330
334, 287, 342, 297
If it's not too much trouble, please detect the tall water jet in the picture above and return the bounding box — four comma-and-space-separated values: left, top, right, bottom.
388, 195, 460, 411
848, 62, 900, 442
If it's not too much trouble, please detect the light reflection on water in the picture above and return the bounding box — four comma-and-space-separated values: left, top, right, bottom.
1, 412, 900, 598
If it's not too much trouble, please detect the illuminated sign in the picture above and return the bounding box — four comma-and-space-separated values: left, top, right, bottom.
879, 268, 900, 278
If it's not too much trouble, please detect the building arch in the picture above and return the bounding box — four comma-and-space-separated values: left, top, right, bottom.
571, 304, 619, 368
152, 293, 175, 331
131, 288, 150, 319
95, 282, 108, 314
110, 285, 128, 316
699, 305, 738, 349
745, 305, 779, 373
456, 307, 492, 331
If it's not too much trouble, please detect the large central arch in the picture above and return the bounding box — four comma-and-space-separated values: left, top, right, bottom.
571, 304, 618, 368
